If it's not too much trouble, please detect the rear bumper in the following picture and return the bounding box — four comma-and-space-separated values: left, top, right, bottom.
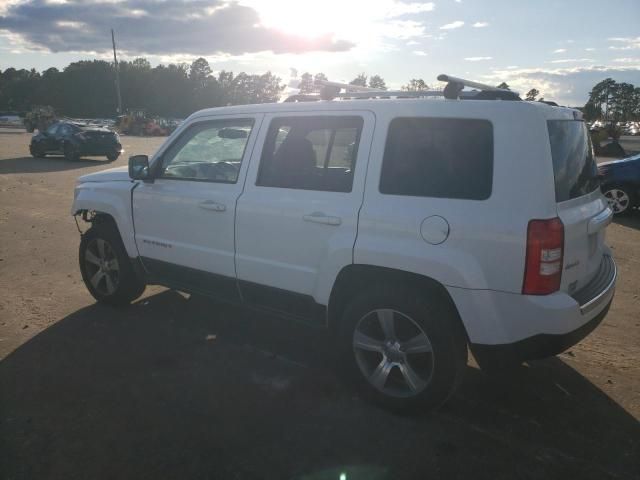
447, 253, 617, 359
471, 299, 611, 363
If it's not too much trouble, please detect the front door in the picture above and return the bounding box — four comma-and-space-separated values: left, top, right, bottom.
43, 123, 61, 153
133, 114, 262, 299
235, 112, 374, 319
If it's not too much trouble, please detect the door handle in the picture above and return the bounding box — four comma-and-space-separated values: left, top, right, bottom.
198, 200, 226, 212
303, 212, 342, 226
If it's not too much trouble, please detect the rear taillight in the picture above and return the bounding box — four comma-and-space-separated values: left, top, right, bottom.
522, 217, 564, 295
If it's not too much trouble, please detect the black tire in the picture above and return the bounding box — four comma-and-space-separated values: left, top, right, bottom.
64, 142, 79, 161
106, 152, 120, 162
79, 221, 145, 306
29, 145, 45, 158
338, 283, 468, 412
603, 184, 635, 216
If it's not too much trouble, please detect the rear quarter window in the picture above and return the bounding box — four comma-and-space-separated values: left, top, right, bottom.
379, 118, 493, 200
547, 120, 599, 202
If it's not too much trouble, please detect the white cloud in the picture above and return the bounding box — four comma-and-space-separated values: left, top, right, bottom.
553, 48, 567, 54
585, 47, 595, 52
0, 1, 356, 55
472, 22, 489, 28
613, 57, 640, 63
607, 36, 640, 50
56, 21, 86, 29
549, 58, 595, 64
387, 2, 435, 15
464, 56, 492, 61
379, 20, 426, 40
413, 50, 427, 56
440, 20, 464, 30
482, 64, 640, 106
0, 0, 21, 16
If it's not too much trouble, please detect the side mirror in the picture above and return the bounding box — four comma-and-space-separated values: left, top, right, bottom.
129, 154, 151, 180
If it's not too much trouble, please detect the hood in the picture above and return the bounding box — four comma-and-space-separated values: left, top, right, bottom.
598, 153, 640, 168
77, 166, 130, 183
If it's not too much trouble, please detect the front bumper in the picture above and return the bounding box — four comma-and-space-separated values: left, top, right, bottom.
78, 142, 122, 156
448, 253, 617, 360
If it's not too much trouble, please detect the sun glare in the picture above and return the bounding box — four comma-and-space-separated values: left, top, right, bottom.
240, 0, 365, 39
239, 0, 426, 42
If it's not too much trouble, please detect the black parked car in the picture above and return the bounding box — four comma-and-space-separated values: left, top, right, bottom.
29, 121, 122, 162
598, 153, 640, 215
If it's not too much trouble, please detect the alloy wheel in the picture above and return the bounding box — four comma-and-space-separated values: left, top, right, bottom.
84, 238, 120, 296
353, 308, 435, 398
604, 188, 630, 214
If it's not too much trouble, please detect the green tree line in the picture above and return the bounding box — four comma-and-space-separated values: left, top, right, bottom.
583, 78, 640, 122
0, 57, 285, 118
3, 57, 637, 120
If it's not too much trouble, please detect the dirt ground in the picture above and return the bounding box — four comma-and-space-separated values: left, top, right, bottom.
1, 129, 638, 480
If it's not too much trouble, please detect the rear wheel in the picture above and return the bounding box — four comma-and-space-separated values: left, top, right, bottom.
79, 222, 145, 306
339, 283, 467, 412
603, 185, 634, 215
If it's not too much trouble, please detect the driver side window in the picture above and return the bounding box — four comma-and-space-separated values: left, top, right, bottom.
159, 118, 254, 183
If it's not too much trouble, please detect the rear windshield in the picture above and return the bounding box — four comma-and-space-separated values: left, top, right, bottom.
547, 120, 599, 202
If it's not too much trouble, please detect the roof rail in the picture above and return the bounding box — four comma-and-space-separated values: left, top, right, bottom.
282, 74, 522, 102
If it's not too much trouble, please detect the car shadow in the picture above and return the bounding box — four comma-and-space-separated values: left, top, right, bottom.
613, 210, 640, 230
1, 290, 638, 480
0, 155, 111, 174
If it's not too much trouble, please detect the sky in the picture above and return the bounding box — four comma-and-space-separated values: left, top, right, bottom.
0, 0, 639, 106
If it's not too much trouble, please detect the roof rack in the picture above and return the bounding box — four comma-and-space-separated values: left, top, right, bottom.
282, 74, 522, 102
437, 74, 521, 100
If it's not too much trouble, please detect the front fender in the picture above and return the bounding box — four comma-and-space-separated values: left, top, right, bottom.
72, 181, 138, 257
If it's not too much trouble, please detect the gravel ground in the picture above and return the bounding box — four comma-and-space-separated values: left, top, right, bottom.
1, 129, 639, 480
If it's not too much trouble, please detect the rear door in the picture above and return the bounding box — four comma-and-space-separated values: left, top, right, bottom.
547, 119, 610, 294
235, 111, 374, 319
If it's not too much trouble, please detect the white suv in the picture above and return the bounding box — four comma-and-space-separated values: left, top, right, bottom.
71, 79, 617, 410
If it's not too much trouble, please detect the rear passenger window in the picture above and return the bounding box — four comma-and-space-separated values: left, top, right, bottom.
257, 116, 363, 192
380, 118, 493, 200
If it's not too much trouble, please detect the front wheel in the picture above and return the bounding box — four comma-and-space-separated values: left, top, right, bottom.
29, 145, 45, 158
603, 185, 634, 215
338, 284, 468, 412
106, 151, 120, 162
79, 222, 145, 306
64, 142, 79, 161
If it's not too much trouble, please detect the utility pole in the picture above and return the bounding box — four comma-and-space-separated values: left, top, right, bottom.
111, 29, 123, 115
